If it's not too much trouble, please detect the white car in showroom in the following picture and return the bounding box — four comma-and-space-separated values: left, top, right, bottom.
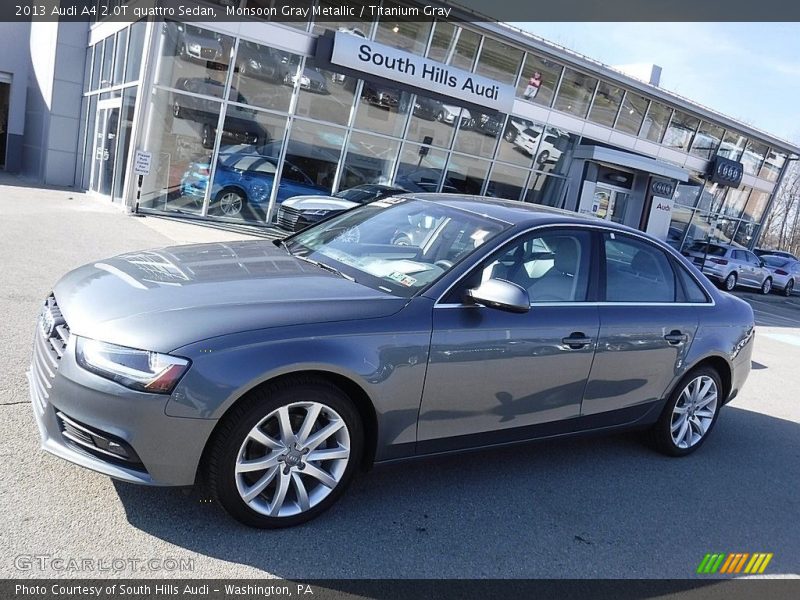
276, 185, 407, 232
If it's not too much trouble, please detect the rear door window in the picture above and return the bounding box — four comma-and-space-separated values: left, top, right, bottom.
603, 233, 677, 302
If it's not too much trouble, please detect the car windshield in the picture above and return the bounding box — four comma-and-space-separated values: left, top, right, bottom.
762, 256, 790, 267
688, 243, 727, 256
284, 198, 509, 298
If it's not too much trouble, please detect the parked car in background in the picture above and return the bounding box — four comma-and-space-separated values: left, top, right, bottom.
29, 195, 755, 528
277, 185, 408, 232
172, 79, 267, 149
471, 112, 504, 137
412, 97, 444, 121
683, 242, 773, 293
163, 22, 224, 63
440, 104, 473, 128
754, 248, 799, 261
760, 255, 800, 296
180, 154, 325, 219
361, 83, 401, 109
235, 41, 286, 81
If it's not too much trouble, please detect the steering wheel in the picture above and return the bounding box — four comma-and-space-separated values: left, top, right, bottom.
434, 260, 454, 270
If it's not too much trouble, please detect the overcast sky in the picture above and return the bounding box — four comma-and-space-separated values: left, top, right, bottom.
517, 22, 800, 143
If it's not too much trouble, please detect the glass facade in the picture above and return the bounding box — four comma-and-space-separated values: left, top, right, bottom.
77, 12, 791, 254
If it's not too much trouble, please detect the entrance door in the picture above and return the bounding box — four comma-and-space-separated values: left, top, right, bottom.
590, 185, 630, 224
89, 98, 122, 197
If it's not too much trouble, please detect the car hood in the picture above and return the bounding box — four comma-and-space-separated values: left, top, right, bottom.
282, 195, 356, 211
53, 241, 406, 353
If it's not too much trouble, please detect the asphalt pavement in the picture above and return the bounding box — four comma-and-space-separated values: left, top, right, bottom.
0, 178, 798, 580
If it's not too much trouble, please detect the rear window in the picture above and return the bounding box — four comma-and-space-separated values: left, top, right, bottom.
762, 256, 790, 267
688, 243, 726, 256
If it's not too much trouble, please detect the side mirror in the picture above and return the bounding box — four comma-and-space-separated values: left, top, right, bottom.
466, 279, 530, 313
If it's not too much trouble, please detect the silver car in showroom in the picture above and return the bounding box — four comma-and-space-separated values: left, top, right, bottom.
29, 195, 755, 528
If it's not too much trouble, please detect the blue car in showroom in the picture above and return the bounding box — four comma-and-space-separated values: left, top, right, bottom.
181, 151, 326, 219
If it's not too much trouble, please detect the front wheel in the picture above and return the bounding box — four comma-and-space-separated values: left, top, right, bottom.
647, 367, 722, 457
761, 277, 772, 295
784, 279, 794, 297
207, 378, 363, 528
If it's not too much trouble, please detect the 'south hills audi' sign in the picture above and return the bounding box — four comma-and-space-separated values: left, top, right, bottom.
327, 31, 515, 113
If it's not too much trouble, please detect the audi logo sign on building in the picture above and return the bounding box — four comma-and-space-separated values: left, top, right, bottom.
650, 180, 675, 197
708, 156, 745, 188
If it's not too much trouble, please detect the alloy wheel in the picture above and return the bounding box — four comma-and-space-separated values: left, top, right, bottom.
785, 280, 794, 296
218, 192, 243, 217
725, 273, 736, 291
234, 402, 351, 518
762, 278, 772, 294
670, 375, 718, 449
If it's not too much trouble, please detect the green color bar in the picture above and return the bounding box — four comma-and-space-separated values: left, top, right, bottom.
710, 554, 726, 573
697, 554, 713, 574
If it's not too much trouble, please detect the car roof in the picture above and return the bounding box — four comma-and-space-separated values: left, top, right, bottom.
399, 193, 629, 230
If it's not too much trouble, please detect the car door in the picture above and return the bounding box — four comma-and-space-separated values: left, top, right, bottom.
745, 251, 766, 286
581, 231, 699, 417
735, 249, 757, 286
417, 228, 600, 452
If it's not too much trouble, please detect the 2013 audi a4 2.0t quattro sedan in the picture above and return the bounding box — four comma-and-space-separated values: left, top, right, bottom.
29, 195, 755, 528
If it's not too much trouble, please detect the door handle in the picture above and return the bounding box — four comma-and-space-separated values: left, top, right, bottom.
562, 332, 593, 349
664, 330, 688, 345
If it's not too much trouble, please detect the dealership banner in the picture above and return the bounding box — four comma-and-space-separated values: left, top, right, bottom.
3, 580, 800, 600
328, 31, 514, 112
7, 0, 800, 22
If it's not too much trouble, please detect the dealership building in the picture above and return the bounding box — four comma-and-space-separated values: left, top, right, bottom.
9, 1, 800, 250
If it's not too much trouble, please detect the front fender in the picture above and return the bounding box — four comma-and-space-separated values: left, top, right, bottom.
166, 298, 434, 459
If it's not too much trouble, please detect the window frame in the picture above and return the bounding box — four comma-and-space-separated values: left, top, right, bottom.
435, 224, 715, 307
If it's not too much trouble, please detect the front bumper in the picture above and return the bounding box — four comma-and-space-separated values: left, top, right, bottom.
28, 322, 215, 486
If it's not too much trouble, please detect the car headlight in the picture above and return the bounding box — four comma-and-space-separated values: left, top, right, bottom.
188, 43, 202, 54
75, 337, 190, 394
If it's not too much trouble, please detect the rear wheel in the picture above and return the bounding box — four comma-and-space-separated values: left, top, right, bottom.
723, 272, 737, 291
784, 279, 795, 296
761, 277, 772, 295
213, 188, 246, 218
647, 367, 722, 457
207, 378, 363, 528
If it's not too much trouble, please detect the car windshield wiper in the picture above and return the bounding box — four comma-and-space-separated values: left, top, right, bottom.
293, 254, 356, 282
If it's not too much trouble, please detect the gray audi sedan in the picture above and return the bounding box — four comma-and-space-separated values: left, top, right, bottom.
29, 195, 755, 528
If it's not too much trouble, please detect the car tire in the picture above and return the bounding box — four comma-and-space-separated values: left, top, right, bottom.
723, 272, 737, 291
504, 129, 517, 143
207, 377, 363, 528
760, 277, 772, 295
213, 188, 246, 218
201, 124, 214, 150
647, 366, 723, 457
784, 279, 795, 297
435, 111, 444, 122
179, 43, 189, 60
173, 100, 184, 120
536, 150, 551, 166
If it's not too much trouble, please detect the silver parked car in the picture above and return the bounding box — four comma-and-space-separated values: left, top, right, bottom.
760, 254, 800, 296
29, 196, 755, 528
683, 242, 773, 294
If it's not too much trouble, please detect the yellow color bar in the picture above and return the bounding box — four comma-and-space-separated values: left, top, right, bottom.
758, 553, 773, 573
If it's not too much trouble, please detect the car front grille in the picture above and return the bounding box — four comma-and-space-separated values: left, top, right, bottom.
277, 205, 302, 231
29, 294, 71, 414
